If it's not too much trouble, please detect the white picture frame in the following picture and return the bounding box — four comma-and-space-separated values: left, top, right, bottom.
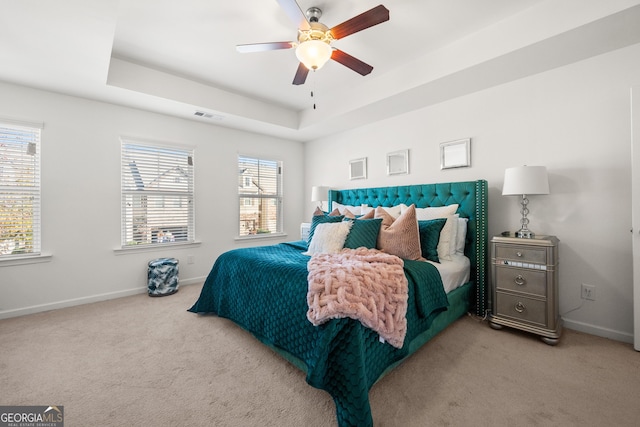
349, 158, 367, 180
386, 149, 409, 175
440, 138, 471, 169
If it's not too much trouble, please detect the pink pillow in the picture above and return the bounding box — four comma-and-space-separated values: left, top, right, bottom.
342, 208, 356, 219
375, 204, 423, 260
360, 209, 375, 219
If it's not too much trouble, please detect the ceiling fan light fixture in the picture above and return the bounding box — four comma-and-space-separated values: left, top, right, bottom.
236, 3, 389, 85
296, 39, 332, 70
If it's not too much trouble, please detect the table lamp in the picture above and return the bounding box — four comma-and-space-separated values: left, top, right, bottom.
311, 186, 329, 210
502, 165, 550, 238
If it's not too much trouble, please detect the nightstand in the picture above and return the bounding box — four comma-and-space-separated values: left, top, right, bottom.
489, 233, 561, 345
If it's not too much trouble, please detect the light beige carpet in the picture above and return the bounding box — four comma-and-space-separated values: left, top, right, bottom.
1, 283, 639, 426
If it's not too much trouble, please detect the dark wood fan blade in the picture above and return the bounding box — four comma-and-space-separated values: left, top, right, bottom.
236, 42, 294, 53
276, 0, 311, 31
330, 5, 389, 40
292, 62, 309, 85
331, 49, 373, 76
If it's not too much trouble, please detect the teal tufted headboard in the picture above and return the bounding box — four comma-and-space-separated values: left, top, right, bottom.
328, 180, 488, 316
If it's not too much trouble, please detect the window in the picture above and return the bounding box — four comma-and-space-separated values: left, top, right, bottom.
0, 120, 41, 257
238, 155, 282, 237
121, 139, 194, 247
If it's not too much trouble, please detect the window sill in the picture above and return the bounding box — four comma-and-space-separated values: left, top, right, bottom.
0, 253, 53, 267
234, 232, 288, 242
113, 241, 202, 255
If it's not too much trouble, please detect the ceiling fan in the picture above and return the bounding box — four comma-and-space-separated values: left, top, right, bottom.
236, 0, 390, 85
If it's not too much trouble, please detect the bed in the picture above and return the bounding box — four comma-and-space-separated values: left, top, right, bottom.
189, 180, 488, 427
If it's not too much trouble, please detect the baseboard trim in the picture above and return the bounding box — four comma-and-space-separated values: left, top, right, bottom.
0, 277, 206, 320
563, 317, 633, 344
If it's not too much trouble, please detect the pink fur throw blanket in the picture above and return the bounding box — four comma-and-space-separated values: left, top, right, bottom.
306, 247, 409, 348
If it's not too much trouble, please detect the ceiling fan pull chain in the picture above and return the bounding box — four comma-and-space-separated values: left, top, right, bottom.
311, 72, 317, 109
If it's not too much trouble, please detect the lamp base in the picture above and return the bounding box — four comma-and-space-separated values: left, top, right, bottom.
515, 195, 535, 238
515, 229, 535, 238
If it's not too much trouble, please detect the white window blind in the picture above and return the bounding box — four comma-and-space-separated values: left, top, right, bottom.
0, 120, 41, 257
238, 155, 283, 236
121, 139, 194, 247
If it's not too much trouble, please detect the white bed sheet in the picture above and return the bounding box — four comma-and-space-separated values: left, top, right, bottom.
427, 254, 470, 294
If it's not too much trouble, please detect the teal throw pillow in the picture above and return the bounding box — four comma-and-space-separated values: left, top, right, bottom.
418, 219, 447, 262
343, 218, 383, 249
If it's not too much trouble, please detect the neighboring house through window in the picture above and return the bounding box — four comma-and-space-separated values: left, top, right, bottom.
238, 155, 282, 236
121, 138, 194, 247
0, 119, 42, 257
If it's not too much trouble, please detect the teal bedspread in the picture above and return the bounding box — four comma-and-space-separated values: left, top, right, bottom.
189, 241, 449, 427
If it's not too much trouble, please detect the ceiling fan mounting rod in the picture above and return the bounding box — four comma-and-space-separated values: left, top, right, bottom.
306, 6, 322, 23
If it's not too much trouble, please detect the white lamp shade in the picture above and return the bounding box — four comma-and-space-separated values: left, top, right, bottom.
296, 40, 332, 70
502, 166, 550, 195
311, 186, 329, 202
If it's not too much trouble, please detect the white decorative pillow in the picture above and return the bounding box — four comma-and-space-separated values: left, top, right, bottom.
445, 214, 458, 258
455, 218, 469, 255
303, 221, 353, 255
436, 216, 456, 261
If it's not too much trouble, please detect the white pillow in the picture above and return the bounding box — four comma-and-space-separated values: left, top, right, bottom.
332, 202, 370, 216
406, 204, 459, 220
303, 221, 353, 255
360, 206, 374, 216
332, 201, 357, 215
381, 204, 402, 218
332, 202, 375, 217
455, 218, 469, 255
447, 214, 458, 256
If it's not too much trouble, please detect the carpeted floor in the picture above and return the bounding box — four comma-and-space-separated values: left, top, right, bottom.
1, 283, 639, 426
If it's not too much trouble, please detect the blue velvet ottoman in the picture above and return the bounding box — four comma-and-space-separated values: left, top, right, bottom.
147, 258, 179, 296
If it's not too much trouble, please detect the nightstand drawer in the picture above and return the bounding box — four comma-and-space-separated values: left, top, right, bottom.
495, 292, 546, 326
495, 245, 546, 264
495, 267, 547, 297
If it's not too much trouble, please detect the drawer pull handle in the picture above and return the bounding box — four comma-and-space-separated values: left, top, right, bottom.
516, 251, 523, 257
514, 275, 526, 286
515, 302, 525, 313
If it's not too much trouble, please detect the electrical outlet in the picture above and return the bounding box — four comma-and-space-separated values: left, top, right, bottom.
187, 255, 195, 264
581, 283, 596, 300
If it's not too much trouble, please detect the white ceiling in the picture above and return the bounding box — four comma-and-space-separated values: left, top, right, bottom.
2, 0, 640, 141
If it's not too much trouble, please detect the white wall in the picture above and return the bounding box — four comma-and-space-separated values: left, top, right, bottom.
0, 82, 304, 318
304, 43, 640, 343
